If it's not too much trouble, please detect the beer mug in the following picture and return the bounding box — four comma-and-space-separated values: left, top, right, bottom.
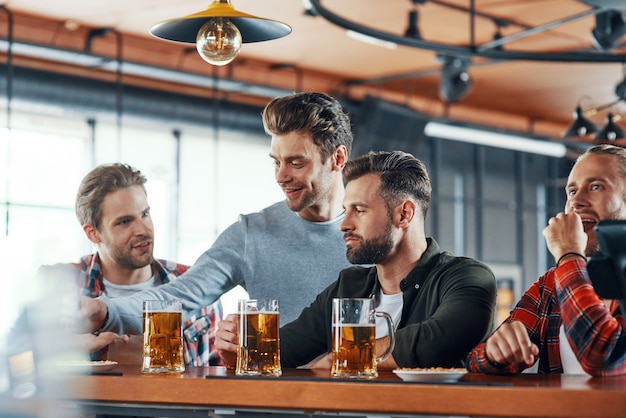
331, 298, 395, 379
142, 300, 185, 373
236, 299, 282, 377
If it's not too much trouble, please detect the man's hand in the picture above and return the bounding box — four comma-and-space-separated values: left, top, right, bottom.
303, 353, 332, 369
305, 336, 397, 370
543, 211, 587, 262
76, 332, 129, 353
485, 321, 539, 367
215, 314, 239, 368
375, 336, 398, 370
78, 296, 109, 333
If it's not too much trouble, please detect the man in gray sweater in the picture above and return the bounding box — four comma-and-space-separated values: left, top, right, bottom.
216, 151, 497, 369
78, 92, 355, 335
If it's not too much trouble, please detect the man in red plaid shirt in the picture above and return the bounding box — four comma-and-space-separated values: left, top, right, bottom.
40, 163, 222, 366
468, 144, 626, 377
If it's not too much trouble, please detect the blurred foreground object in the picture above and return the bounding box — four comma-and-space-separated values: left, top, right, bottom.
0, 269, 86, 417
587, 220, 626, 318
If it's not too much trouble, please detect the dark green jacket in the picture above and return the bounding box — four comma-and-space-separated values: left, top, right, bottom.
280, 238, 497, 368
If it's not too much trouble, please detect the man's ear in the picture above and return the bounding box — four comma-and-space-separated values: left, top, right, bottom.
83, 224, 101, 244
397, 200, 416, 228
332, 145, 348, 171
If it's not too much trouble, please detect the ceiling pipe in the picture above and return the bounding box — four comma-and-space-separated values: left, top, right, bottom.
0, 38, 292, 100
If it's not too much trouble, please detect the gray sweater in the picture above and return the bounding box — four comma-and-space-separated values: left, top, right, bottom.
102, 201, 352, 334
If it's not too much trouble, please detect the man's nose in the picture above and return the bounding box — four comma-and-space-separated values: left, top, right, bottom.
339, 214, 352, 232
276, 164, 291, 183
568, 191, 589, 211
136, 218, 152, 235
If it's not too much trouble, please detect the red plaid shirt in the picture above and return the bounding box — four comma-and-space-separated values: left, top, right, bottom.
74, 253, 223, 366
467, 258, 625, 376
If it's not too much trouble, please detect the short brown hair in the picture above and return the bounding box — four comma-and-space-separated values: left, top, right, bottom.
343, 150, 432, 220
262, 92, 353, 162
75, 163, 147, 230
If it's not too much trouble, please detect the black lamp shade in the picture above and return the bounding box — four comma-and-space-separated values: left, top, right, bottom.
405, 10, 421, 39
595, 113, 625, 141
563, 106, 598, 137
591, 10, 626, 51
152, 17, 291, 44
439, 57, 472, 103
150, 1, 292, 44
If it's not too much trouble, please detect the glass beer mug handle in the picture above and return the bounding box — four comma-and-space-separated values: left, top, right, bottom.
375, 311, 395, 362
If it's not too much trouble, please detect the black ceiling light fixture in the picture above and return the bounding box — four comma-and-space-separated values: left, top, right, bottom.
439, 55, 472, 103
490, 19, 510, 52
404, 0, 425, 39
302, 0, 319, 17
595, 112, 625, 141
563, 64, 626, 140
563, 105, 599, 138
590, 10, 626, 51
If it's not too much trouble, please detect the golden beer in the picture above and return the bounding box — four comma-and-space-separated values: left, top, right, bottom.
142, 304, 185, 373
331, 324, 377, 378
331, 298, 395, 379
236, 311, 281, 376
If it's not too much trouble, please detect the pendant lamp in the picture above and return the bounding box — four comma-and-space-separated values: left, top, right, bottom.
150, 0, 291, 66
595, 112, 625, 141
562, 105, 598, 138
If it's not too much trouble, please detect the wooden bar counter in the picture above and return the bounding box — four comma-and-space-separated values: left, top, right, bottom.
61, 365, 626, 417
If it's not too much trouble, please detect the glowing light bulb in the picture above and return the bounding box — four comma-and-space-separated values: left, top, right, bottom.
196, 17, 242, 66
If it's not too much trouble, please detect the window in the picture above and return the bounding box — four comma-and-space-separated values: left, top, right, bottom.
0, 113, 91, 333
0, 110, 283, 334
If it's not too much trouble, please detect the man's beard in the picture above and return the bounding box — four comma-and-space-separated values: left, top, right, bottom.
585, 234, 600, 258
346, 220, 394, 265
112, 242, 153, 270
585, 211, 625, 257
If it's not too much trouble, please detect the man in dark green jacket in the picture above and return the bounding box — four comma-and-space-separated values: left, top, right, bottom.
216, 151, 496, 370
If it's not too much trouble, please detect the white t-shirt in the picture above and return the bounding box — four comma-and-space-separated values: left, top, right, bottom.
103, 276, 158, 298
559, 324, 590, 376
101, 276, 159, 364
376, 290, 403, 338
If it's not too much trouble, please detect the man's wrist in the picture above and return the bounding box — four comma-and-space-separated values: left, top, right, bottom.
93, 309, 109, 336
556, 252, 586, 267
484, 350, 507, 368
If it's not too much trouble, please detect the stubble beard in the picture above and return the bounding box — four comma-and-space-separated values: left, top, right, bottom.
586, 209, 626, 257
286, 164, 334, 213
585, 232, 600, 258
286, 191, 315, 213
112, 243, 154, 271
